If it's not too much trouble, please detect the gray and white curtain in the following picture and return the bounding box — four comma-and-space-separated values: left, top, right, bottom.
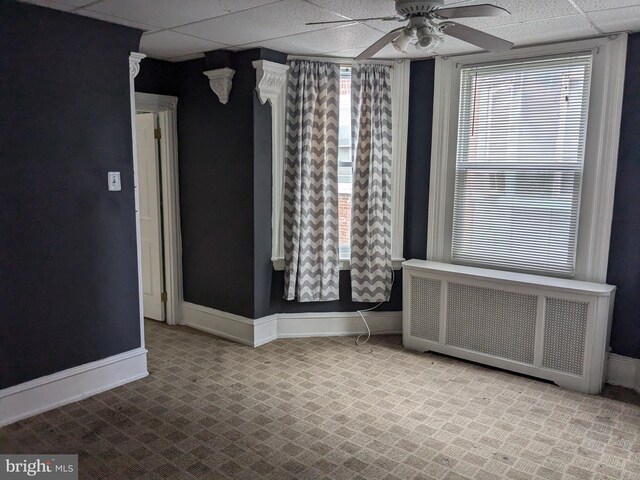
283, 60, 340, 302
350, 64, 393, 302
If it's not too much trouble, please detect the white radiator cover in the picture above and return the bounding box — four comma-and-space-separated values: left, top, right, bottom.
403, 260, 616, 394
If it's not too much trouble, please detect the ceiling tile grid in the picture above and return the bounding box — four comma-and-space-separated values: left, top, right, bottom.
139, 30, 228, 60
173, 0, 349, 46
23, 0, 76, 12
87, 0, 284, 29
18, 0, 640, 61
241, 23, 387, 55
586, 4, 640, 32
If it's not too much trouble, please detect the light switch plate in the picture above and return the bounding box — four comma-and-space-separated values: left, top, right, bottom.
108, 171, 121, 191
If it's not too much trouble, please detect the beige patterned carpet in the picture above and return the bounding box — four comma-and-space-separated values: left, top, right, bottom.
2, 319, 640, 479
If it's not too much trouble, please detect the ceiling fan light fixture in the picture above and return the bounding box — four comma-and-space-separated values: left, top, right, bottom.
349, 1, 513, 60
391, 27, 414, 53
414, 23, 443, 51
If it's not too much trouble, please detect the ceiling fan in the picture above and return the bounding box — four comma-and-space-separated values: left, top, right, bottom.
306, 0, 514, 60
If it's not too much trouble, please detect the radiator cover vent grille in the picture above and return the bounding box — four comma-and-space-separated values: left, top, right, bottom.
446, 283, 537, 364
542, 297, 588, 376
410, 277, 441, 342
403, 260, 615, 394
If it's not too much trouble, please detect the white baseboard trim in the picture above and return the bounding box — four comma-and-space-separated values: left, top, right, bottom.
181, 302, 257, 347
277, 311, 402, 338
254, 315, 278, 347
606, 353, 640, 393
0, 347, 148, 427
180, 302, 401, 347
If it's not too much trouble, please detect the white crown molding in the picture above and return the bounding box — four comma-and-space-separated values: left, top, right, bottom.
203, 68, 235, 104
0, 348, 148, 426
129, 52, 146, 80
252, 60, 289, 106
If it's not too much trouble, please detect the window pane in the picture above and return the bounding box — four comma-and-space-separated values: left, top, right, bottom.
452, 54, 592, 277
338, 66, 351, 260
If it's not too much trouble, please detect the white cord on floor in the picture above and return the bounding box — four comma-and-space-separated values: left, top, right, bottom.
355, 269, 395, 346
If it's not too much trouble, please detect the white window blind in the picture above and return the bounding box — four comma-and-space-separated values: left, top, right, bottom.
452, 53, 592, 277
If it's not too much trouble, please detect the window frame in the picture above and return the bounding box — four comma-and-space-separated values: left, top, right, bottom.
271, 58, 411, 271
427, 35, 628, 283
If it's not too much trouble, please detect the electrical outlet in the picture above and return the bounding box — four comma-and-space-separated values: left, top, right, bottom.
108, 171, 121, 191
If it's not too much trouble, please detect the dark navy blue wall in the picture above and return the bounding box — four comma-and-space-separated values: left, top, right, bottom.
607, 32, 640, 359
404, 59, 435, 261
0, 1, 142, 388
173, 48, 287, 319
176, 52, 257, 318
135, 58, 179, 97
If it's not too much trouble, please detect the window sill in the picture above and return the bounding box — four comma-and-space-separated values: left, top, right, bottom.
272, 258, 405, 271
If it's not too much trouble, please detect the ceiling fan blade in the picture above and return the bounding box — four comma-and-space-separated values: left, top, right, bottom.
355, 27, 404, 60
442, 22, 514, 52
435, 4, 510, 19
306, 16, 401, 26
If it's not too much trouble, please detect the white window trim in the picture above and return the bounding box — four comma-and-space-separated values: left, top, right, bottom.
427, 34, 627, 283
265, 58, 410, 271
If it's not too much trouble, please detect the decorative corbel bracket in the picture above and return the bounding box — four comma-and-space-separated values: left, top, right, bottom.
203, 68, 235, 104
129, 52, 146, 79
252, 60, 290, 106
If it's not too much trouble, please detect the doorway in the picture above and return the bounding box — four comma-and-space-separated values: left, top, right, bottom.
136, 112, 164, 321
134, 93, 181, 325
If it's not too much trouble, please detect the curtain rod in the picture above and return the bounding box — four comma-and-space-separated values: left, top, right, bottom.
286, 55, 404, 66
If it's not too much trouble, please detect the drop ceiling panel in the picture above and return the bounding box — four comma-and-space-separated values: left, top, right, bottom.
574, 0, 640, 11
18, 0, 640, 61
362, 19, 409, 34
321, 47, 370, 58
487, 14, 599, 46
175, 0, 347, 46
42, 0, 95, 6
75, 9, 158, 31
84, 0, 281, 29
587, 5, 640, 32
139, 30, 228, 60
303, 0, 397, 21
439, 0, 579, 29
166, 52, 206, 62
244, 23, 384, 55
432, 36, 484, 55
23, 0, 75, 12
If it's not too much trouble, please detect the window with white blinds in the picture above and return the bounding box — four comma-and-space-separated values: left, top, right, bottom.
451, 53, 592, 277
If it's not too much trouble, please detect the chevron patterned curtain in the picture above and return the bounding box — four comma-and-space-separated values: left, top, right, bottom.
350, 64, 393, 302
283, 60, 340, 302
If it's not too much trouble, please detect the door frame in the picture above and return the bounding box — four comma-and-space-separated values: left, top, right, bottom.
135, 92, 182, 326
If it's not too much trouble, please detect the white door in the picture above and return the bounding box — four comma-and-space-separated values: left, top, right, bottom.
136, 113, 164, 321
